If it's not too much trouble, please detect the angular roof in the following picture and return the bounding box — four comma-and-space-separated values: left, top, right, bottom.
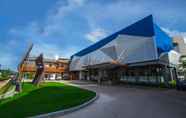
153, 24, 173, 54
72, 15, 173, 57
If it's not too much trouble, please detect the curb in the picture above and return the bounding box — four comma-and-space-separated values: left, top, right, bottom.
32, 93, 99, 118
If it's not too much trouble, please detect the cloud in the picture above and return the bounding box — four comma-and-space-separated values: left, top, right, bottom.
85, 28, 107, 42
8, 0, 87, 59
43, 0, 87, 36
73, 0, 86, 6
10, 0, 186, 45
162, 28, 186, 42
9, 0, 87, 38
31, 43, 78, 58
3, 0, 186, 70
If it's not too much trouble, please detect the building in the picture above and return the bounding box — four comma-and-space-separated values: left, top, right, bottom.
69, 15, 181, 85
172, 36, 186, 78
19, 57, 69, 80
173, 36, 186, 65
173, 36, 186, 57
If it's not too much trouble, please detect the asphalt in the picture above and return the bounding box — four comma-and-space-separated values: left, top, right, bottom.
55, 81, 186, 118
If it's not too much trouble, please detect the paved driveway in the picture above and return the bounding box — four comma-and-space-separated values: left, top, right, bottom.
0, 80, 9, 88
55, 81, 186, 118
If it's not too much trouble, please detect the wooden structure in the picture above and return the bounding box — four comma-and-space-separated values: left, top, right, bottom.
16, 43, 33, 91
19, 57, 69, 80
32, 54, 44, 85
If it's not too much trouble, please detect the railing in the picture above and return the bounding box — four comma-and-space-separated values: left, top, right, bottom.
45, 67, 65, 73
20, 65, 66, 73
20, 65, 36, 72
120, 76, 164, 84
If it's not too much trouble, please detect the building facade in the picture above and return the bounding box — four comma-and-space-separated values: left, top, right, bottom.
19, 57, 69, 80
173, 36, 186, 56
69, 15, 181, 85
173, 36, 186, 79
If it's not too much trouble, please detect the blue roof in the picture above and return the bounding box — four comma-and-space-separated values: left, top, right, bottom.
153, 24, 173, 55
72, 15, 173, 58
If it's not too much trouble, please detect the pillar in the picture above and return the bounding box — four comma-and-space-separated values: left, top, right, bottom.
97, 69, 102, 84
79, 71, 83, 80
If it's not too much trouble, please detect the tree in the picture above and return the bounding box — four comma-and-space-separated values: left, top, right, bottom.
0, 69, 13, 81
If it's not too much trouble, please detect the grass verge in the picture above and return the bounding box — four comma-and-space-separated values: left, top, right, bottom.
0, 82, 96, 118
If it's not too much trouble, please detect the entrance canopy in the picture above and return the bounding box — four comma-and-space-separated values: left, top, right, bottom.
83, 62, 127, 70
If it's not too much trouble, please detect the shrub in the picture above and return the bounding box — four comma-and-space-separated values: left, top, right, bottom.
0, 69, 14, 81
169, 80, 177, 88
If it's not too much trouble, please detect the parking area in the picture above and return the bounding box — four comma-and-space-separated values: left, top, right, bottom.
55, 80, 186, 118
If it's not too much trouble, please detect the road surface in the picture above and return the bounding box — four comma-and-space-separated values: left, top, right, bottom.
55, 81, 186, 118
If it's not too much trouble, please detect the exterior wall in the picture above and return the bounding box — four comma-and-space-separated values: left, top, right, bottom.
159, 50, 180, 66
69, 16, 175, 85
173, 36, 186, 56
20, 58, 69, 80
119, 65, 175, 84
168, 50, 180, 65
69, 72, 79, 80
72, 64, 175, 86
70, 35, 157, 71
69, 35, 176, 85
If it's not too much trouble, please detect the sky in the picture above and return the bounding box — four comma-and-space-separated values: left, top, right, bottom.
0, 0, 186, 70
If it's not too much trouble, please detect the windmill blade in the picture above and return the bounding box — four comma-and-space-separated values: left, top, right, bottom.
18, 43, 33, 70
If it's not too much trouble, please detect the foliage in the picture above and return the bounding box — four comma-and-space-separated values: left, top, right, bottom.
169, 80, 176, 88
178, 56, 186, 79
182, 60, 186, 68
179, 56, 186, 68
0, 69, 13, 81
0, 82, 96, 118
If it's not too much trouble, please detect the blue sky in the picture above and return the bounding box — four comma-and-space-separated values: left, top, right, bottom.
0, 0, 186, 70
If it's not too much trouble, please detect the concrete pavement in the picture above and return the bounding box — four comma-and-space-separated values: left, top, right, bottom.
54, 81, 186, 118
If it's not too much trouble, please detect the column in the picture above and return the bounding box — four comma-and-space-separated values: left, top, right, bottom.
79, 71, 82, 80
98, 69, 102, 84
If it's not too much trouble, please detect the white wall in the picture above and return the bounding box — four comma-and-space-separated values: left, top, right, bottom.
70, 34, 157, 71
168, 50, 180, 65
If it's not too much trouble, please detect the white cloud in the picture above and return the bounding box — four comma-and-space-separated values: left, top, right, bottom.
43, 0, 87, 36
4, 0, 186, 70
8, 0, 86, 60
30, 43, 78, 59
162, 28, 186, 37
9, 0, 87, 38
85, 28, 107, 42
73, 0, 86, 6
162, 28, 186, 42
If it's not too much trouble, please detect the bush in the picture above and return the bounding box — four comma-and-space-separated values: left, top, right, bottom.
0, 70, 13, 81
169, 80, 177, 88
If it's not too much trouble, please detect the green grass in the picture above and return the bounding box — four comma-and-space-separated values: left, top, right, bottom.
0, 82, 96, 118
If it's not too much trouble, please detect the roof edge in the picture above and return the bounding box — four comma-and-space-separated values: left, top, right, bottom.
72, 14, 154, 58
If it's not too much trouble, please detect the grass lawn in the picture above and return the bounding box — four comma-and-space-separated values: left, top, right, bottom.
0, 82, 96, 118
